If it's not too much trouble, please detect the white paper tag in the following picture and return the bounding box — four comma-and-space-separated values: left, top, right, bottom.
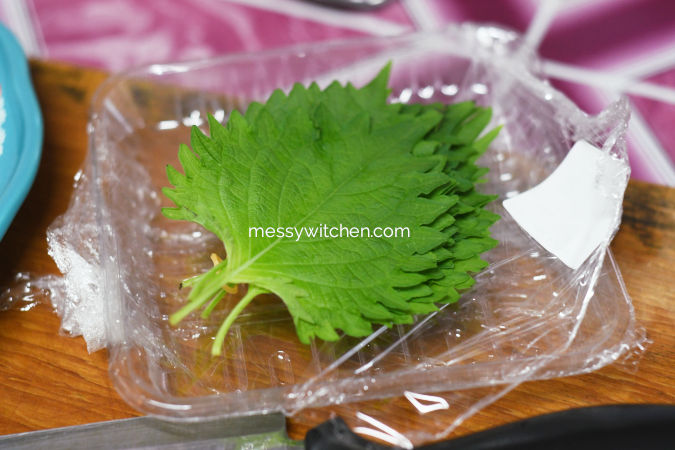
503, 140, 626, 269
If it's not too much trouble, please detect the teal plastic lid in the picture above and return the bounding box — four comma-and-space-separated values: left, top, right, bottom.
0, 23, 43, 241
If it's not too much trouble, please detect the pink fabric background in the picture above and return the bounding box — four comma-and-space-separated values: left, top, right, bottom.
2, 0, 674, 185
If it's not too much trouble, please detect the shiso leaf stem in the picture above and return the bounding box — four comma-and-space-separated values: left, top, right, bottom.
211, 286, 267, 356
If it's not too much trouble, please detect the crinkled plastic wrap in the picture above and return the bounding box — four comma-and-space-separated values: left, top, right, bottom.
46, 24, 644, 446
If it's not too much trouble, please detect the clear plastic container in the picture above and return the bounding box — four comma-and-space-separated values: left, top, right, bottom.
48, 24, 642, 427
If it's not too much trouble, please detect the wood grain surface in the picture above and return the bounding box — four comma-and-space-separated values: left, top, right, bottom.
0, 60, 673, 442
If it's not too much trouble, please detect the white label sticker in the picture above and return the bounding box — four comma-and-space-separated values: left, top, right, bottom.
503, 140, 627, 269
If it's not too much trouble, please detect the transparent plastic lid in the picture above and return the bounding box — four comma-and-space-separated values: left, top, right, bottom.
47, 24, 643, 440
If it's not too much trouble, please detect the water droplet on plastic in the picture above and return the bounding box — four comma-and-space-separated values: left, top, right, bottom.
268, 350, 294, 386
418, 85, 434, 99
398, 88, 412, 103
441, 84, 458, 96
471, 83, 488, 95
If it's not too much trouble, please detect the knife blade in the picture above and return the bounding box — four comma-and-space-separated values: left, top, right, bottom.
0, 413, 302, 450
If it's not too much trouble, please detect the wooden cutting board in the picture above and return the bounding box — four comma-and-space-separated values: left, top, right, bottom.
0, 60, 673, 441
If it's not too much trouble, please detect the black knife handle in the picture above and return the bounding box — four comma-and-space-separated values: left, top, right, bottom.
305, 404, 675, 450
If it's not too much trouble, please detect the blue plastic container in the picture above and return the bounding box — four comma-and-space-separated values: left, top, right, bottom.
0, 23, 43, 242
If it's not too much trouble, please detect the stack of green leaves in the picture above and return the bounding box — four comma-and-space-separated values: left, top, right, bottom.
163, 65, 500, 356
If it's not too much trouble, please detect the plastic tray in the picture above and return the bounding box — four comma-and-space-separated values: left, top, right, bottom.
0, 23, 43, 242
77, 25, 638, 420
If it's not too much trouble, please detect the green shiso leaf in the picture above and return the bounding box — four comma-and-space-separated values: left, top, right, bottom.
163, 65, 500, 355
